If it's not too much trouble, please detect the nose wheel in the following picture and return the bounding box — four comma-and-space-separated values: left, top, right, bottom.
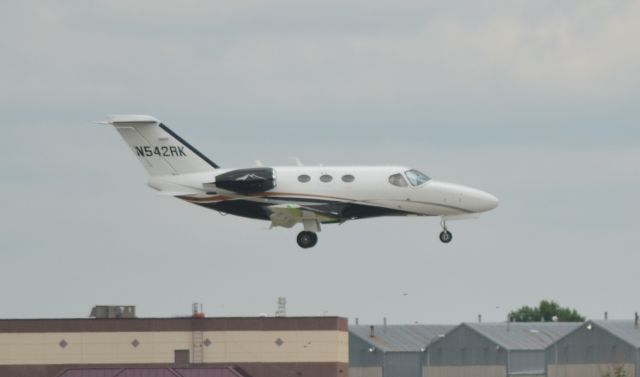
439, 218, 453, 243
439, 230, 453, 243
297, 231, 318, 249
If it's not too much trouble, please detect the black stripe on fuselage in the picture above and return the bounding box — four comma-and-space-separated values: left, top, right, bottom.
192, 199, 415, 222
201, 200, 271, 220
384, 199, 473, 214
158, 123, 220, 169
253, 195, 472, 215
251, 196, 343, 206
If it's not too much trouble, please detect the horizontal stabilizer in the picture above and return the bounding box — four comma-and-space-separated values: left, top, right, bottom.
107, 114, 161, 124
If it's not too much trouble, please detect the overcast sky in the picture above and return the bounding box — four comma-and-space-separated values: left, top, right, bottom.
1, 1, 639, 324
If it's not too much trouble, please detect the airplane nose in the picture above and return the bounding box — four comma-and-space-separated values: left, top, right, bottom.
473, 190, 499, 212
463, 188, 499, 213
423, 181, 498, 214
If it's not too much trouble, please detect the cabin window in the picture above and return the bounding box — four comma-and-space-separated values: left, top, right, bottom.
404, 169, 431, 186
388, 173, 408, 187
320, 174, 333, 183
298, 175, 311, 183
342, 174, 355, 183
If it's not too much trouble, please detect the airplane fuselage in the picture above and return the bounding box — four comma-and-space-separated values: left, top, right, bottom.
148, 166, 498, 222
104, 115, 498, 248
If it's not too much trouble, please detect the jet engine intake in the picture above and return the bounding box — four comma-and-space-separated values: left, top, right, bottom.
213, 168, 276, 194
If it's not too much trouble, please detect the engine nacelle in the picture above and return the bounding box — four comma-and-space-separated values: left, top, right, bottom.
213, 168, 276, 194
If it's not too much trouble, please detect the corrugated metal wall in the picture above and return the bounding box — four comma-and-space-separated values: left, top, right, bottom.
349, 334, 384, 377
427, 325, 507, 367
545, 323, 638, 377
384, 352, 421, 377
349, 334, 384, 367
546, 324, 635, 365
349, 333, 426, 377
508, 350, 545, 375
351, 323, 640, 377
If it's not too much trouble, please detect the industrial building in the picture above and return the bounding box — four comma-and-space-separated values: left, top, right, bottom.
426, 322, 580, 377
5, 306, 640, 377
547, 320, 640, 377
0, 310, 348, 377
348, 322, 582, 377
349, 319, 640, 377
349, 324, 454, 377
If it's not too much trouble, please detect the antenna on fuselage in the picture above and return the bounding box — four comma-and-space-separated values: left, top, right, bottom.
255, 160, 264, 167
292, 157, 303, 166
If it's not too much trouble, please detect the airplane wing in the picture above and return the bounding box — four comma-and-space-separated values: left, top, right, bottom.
267, 204, 342, 230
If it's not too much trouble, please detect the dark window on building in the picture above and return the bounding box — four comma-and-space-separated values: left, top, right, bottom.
320, 174, 333, 183
342, 174, 355, 183
298, 174, 311, 183
174, 349, 189, 367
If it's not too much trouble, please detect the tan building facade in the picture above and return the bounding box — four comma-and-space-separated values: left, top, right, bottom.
547, 363, 634, 377
0, 317, 349, 377
426, 365, 506, 377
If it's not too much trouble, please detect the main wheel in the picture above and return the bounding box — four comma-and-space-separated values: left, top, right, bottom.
297, 231, 318, 248
439, 230, 453, 243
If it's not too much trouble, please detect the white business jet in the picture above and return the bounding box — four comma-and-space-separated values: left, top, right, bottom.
102, 115, 498, 248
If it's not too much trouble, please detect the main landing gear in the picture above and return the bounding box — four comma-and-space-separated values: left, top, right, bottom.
297, 231, 318, 249
439, 218, 453, 243
296, 218, 320, 249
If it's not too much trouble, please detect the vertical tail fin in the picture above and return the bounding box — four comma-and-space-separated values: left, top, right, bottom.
104, 115, 218, 176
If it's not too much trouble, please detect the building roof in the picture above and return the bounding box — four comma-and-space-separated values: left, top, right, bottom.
465, 322, 581, 350
593, 320, 640, 348
350, 324, 455, 352
0, 316, 348, 333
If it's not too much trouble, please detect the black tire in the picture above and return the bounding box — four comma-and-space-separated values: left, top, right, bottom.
297, 231, 318, 248
439, 230, 453, 243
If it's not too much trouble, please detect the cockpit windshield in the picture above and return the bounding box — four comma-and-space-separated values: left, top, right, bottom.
404, 169, 431, 186
388, 173, 408, 187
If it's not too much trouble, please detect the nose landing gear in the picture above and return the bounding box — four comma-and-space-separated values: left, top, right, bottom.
297, 231, 318, 248
439, 230, 453, 243
439, 218, 453, 243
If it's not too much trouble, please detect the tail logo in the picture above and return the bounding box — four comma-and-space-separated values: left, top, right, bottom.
135, 146, 187, 158
236, 174, 263, 181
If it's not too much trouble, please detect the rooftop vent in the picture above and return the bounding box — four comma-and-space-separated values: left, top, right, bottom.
90, 305, 136, 319
192, 303, 205, 319
275, 297, 287, 317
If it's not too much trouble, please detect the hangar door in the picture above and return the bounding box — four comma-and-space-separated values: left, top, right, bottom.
384, 352, 421, 377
